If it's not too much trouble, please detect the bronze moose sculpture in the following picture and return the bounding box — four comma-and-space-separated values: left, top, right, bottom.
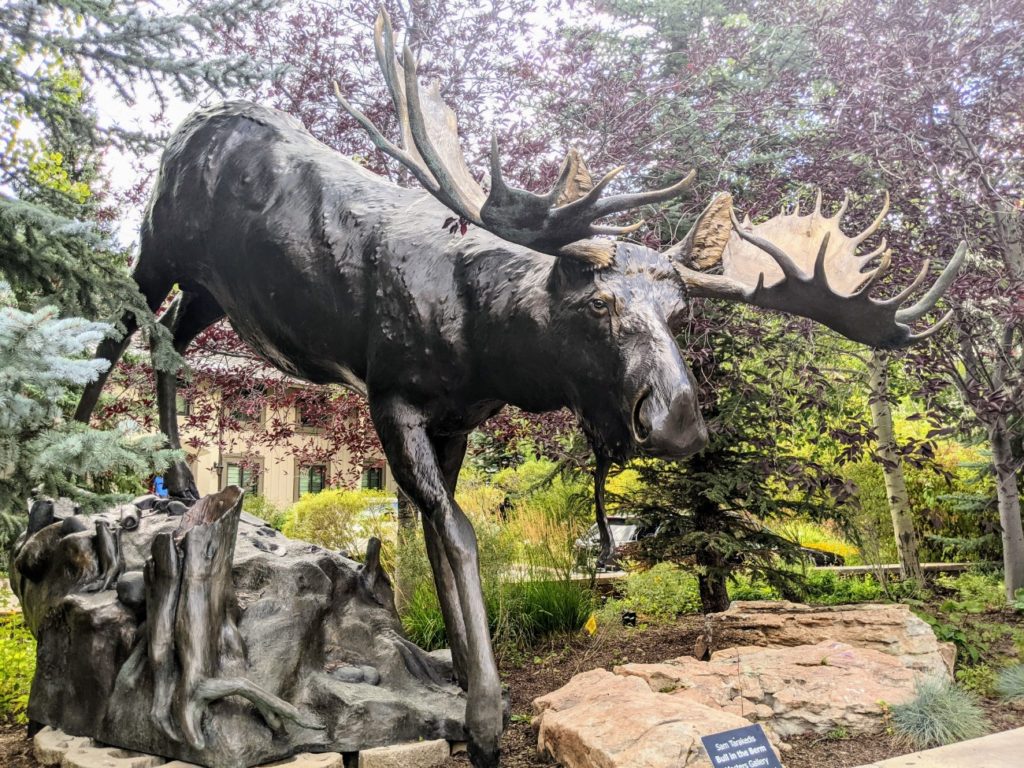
72, 10, 961, 766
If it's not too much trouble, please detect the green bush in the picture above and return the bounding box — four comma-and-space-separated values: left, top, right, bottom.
936, 571, 1005, 613
243, 493, 283, 527
599, 563, 701, 622
281, 488, 390, 553
728, 574, 782, 602
0, 613, 35, 724
956, 664, 998, 697
995, 664, 1024, 701
891, 677, 989, 748
801, 571, 885, 605
398, 465, 594, 653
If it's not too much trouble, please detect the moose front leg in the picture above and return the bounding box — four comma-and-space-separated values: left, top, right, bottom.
372, 398, 502, 767
593, 452, 617, 570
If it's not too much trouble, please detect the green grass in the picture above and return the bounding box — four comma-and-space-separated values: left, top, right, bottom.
995, 664, 1024, 701
402, 577, 594, 653
890, 677, 990, 749
0, 613, 35, 724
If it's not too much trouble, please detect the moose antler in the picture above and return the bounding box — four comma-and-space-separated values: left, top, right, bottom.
334, 9, 694, 267
674, 192, 965, 349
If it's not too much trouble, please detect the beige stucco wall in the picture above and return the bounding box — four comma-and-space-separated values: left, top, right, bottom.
178, 401, 397, 511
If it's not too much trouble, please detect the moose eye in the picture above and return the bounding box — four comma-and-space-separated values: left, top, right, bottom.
587, 297, 610, 316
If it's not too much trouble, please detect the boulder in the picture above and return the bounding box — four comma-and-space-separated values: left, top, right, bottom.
702, 601, 955, 677
533, 669, 776, 768
618, 641, 920, 738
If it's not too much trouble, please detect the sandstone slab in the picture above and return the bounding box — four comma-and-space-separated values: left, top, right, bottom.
703, 601, 954, 677
61, 743, 166, 768
533, 669, 774, 768
357, 739, 450, 767
618, 640, 920, 738
264, 753, 345, 767
34, 726, 94, 766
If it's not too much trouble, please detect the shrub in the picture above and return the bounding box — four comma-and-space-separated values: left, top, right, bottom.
398, 466, 594, 653
956, 664, 998, 697
0, 613, 35, 724
935, 571, 1005, 613
243, 493, 283, 527
599, 563, 701, 622
995, 664, 1024, 701
890, 677, 989, 748
281, 488, 390, 554
801, 571, 885, 605
728, 574, 781, 602
401, 581, 448, 651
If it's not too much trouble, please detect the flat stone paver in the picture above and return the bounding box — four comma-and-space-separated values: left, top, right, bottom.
855, 727, 1024, 767
358, 739, 450, 768
61, 743, 166, 768
33, 727, 93, 766
263, 753, 345, 767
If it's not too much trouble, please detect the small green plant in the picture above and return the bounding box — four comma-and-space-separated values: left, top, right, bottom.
599, 563, 701, 622
890, 677, 989, 749
0, 613, 36, 724
825, 726, 850, 740
995, 664, 1024, 701
243, 493, 283, 526
728, 574, 780, 601
916, 613, 988, 665
935, 571, 1005, 613
956, 663, 998, 697
401, 581, 448, 651
801, 571, 885, 605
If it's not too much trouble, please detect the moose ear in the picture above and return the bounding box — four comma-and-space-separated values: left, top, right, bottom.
665, 192, 733, 270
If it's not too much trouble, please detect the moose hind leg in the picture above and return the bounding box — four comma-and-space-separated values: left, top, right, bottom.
372, 398, 502, 768
154, 288, 225, 500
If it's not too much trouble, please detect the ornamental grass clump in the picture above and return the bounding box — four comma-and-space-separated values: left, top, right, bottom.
890, 677, 989, 749
995, 664, 1024, 701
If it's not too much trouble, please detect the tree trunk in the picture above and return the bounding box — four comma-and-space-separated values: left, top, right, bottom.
694, 499, 730, 613
394, 489, 418, 611
989, 417, 1024, 602
866, 350, 924, 585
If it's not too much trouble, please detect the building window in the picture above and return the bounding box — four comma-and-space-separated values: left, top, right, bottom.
175, 392, 191, 417
297, 464, 326, 498
223, 456, 262, 496
228, 388, 263, 424
361, 466, 384, 490
175, 377, 191, 417
295, 401, 323, 431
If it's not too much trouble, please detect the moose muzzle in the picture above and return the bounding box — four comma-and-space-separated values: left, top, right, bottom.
632, 379, 707, 459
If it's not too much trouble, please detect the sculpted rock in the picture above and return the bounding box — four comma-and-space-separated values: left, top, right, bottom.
10, 488, 466, 768
702, 601, 955, 677
618, 641, 920, 738
532, 669, 774, 768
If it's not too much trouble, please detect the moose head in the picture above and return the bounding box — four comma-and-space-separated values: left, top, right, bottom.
335, 10, 961, 469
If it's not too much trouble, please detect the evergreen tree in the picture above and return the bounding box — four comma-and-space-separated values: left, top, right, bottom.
623, 307, 866, 613
0, 0, 274, 547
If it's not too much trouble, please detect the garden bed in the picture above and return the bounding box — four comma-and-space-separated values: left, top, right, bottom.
2, 606, 1023, 767
436, 611, 1024, 768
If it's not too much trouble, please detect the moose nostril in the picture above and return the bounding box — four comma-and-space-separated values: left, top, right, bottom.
632, 390, 653, 441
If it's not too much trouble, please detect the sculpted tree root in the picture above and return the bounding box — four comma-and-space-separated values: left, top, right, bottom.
12, 486, 469, 767
145, 486, 323, 749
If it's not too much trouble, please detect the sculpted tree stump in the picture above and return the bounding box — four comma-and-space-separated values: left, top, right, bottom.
10, 487, 466, 768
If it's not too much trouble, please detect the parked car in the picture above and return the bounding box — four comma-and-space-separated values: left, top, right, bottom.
573, 516, 659, 570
